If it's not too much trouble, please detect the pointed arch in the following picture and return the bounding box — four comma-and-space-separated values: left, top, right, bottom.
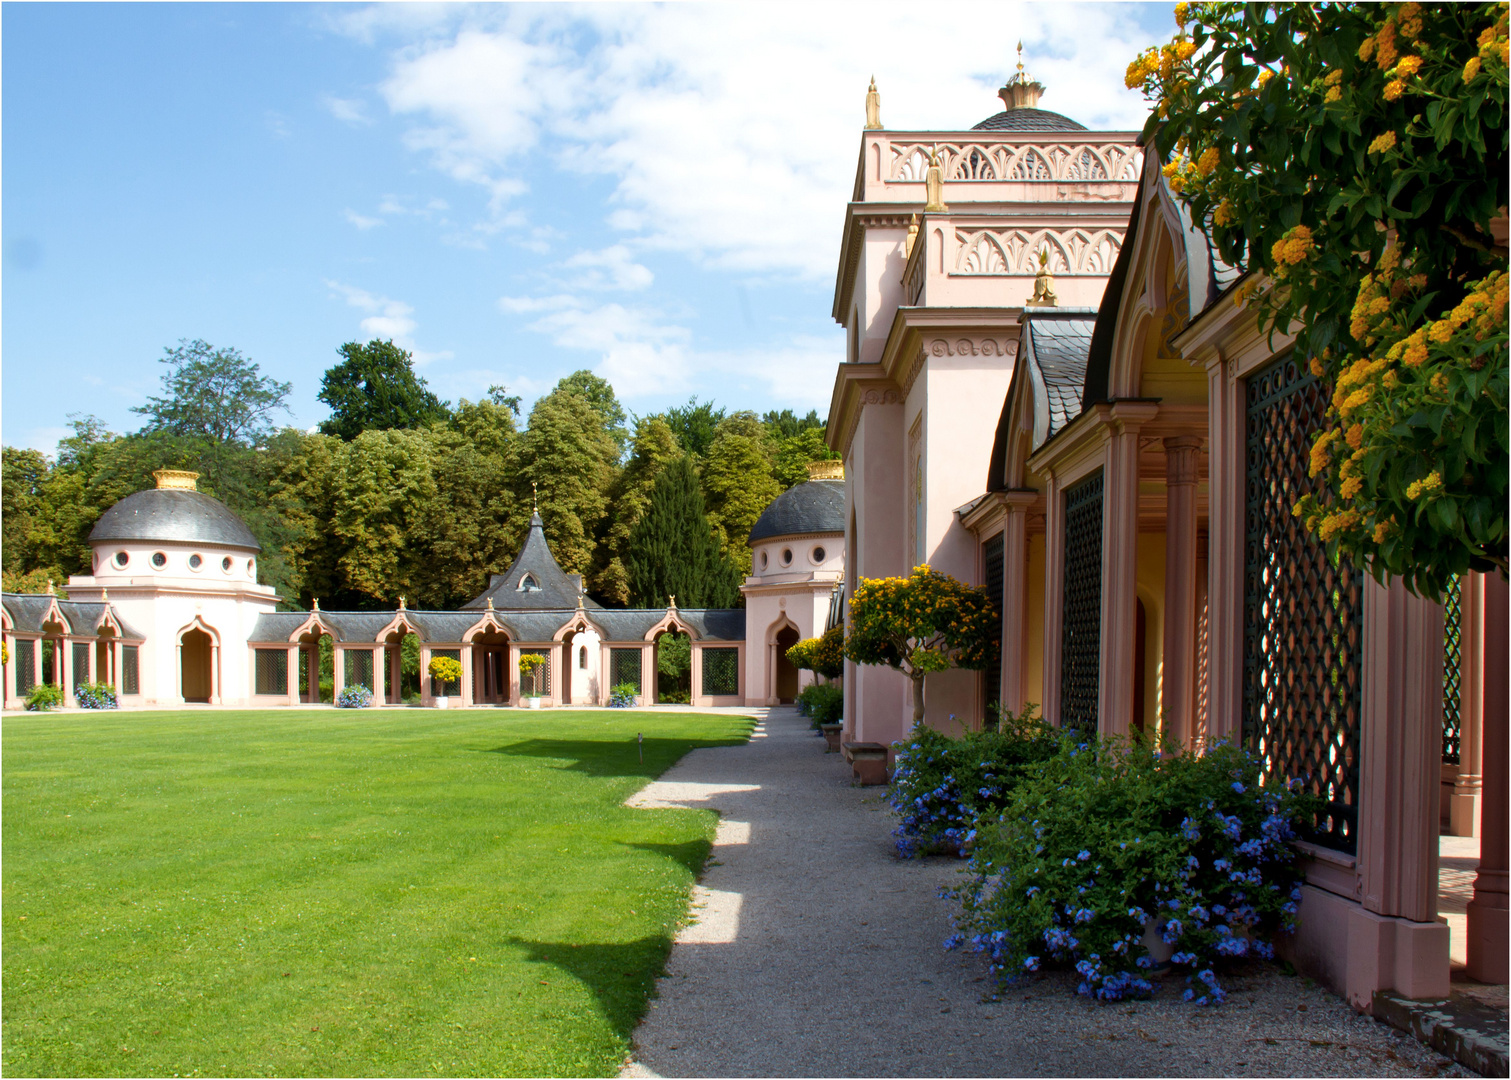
644, 611, 697, 641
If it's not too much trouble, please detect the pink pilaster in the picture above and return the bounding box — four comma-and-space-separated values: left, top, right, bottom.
1204, 358, 1243, 742
1466, 572, 1508, 983
1161, 436, 1202, 746
1098, 402, 1157, 737
1041, 471, 1065, 726
1000, 491, 1036, 714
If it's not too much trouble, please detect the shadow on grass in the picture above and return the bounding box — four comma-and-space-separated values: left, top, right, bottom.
486, 736, 748, 779
506, 935, 676, 1039
624, 839, 713, 876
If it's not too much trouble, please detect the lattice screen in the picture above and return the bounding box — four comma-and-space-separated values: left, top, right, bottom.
344, 648, 374, 691
122, 646, 139, 695
1442, 574, 1463, 765
73, 642, 90, 691
610, 648, 642, 691
1061, 472, 1104, 734
983, 533, 1005, 712
701, 648, 740, 697
16, 642, 36, 694
1243, 355, 1363, 854
432, 648, 462, 696
256, 650, 289, 696
519, 650, 550, 697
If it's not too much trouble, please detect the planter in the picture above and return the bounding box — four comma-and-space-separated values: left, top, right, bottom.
1141, 919, 1175, 972
435, 696, 449, 710
526, 697, 542, 710
820, 723, 843, 753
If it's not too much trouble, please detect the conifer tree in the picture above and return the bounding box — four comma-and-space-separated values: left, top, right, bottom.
595, 416, 681, 604
625, 456, 742, 608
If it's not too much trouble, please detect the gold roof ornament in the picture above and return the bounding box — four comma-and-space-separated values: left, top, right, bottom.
807, 459, 845, 481
312, 597, 320, 611
153, 469, 200, 491
864, 76, 882, 130
486, 596, 493, 611
668, 594, 677, 609
1026, 247, 1059, 307
905, 213, 920, 260
924, 146, 948, 213
999, 41, 1047, 111
399, 595, 407, 610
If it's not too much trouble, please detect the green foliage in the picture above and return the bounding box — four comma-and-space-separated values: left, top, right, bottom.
595, 417, 681, 605
1132, 1, 1509, 593
555, 370, 628, 456
24, 682, 64, 711
624, 457, 741, 608
656, 633, 691, 704
760, 408, 825, 441
517, 388, 620, 577
888, 706, 1058, 856
428, 655, 463, 686
518, 652, 546, 697
771, 426, 840, 490
794, 681, 844, 726
1, 708, 753, 1076
317, 339, 450, 441
786, 625, 845, 679
133, 339, 291, 446
609, 682, 639, 707
951, 735, 1316, 1003
654, 397, 726, 459
701, 412, 780, 578
845, 565, 1000, 724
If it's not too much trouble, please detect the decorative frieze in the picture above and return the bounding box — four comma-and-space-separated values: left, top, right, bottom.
954, 227, 1124, 277
889, 141, 1142, 184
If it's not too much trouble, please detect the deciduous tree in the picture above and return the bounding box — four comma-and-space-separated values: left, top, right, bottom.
702, 411, 780, 577
317, 339, 450, 441
516, 387, 619, 576
133, 339, 291, 446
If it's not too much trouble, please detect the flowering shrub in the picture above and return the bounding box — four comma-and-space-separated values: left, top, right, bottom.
76, 681, 118, 710
888, 707, 1057, 858
428, 655, 463, 691
609, 681, 638, 708
517, 653, 546, 697
795, 682, 843, 726
336, 684, 373, 709
25, 683, 65, 711
946, 735, 1315, 1004
787, 626, 846, 679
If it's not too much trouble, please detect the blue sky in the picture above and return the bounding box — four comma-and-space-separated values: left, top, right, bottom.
3, 2, 1175, 455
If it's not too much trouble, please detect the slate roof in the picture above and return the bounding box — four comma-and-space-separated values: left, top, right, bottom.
2, 593, 145, 639
89, 489, 260, 550
246, 605, 747, 644
247, 612, 315, 644
462, 512, 600, 612
676, 609, 746, 642
984, 311, 1097, 492
748, 480, 845, 544
972, 108, 1087, 132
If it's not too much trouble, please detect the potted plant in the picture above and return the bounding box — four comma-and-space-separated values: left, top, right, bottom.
428, 656, 462, 709
519, 653, 545, 708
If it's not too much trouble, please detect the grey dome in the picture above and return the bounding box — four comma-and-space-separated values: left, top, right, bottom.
748, 480, 845, 544
973, 108, 1086, 132
89, 489, 260, 551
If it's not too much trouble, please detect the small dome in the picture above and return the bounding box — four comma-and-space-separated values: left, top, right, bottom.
973, 108, 1086, 132
748, 480, 845, 544
89, 489, 260, 551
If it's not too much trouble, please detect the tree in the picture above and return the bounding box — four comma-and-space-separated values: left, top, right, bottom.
702, 411, 781, 577
624, 456, 742, 608
555, 370, 628, 455
595, 416, 682, 605
772, 426, 841, 490
317, 339, 450, 441
844, 565, 999, 726
331, 428, 441, 604
787, 625, 846, 679
516, 388, 620, 576
1129, 2, 1508, 596
761, 408, 825, 441
656, 397, 726, 459
133, 339, 291, 446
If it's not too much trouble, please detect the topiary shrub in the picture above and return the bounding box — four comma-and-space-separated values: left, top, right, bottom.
336, 684, 374, 709
609, 682, 638, 708
888, 706, 1057, 857
25, 683, 65, 712
795, 682, 843, 726
945, 734, 1316, 1004
76, 682, 119, 710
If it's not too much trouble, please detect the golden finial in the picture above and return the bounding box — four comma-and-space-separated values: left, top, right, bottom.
577, 591, 585, 609
864, 76, 882, 130
1000, 41, 1045, 110
904, 213, 920, 259
1016, 40, 1025, 76
668, 594, 677, 609
924, 146, 948, 213
101, 588, 108, 602
399, 595, 406, 610
312, 597, 320, 611
153, 469, 199, 491
46, 579, 53, 595
487, 596, 494, 611
531, 481, 539, 514
1026, 248, 1059, 307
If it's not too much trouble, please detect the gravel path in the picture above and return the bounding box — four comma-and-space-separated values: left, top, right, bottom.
620, 707, 1465, 1078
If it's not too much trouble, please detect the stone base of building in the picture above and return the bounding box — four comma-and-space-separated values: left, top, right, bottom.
1281, 885, 1451, 1012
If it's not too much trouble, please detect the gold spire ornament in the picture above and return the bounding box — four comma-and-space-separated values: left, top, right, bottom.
1026, 248, 1059, 307
668, 594, 677, 609
905, 213, 920, 259
999, 41, 1046, 111
864, 76, 882, 129
924, 146, 948, 212
399, 595, 407, 610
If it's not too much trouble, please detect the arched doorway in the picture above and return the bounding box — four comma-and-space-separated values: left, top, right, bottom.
473, 631, 511, 705
655, 630, 691, 704
774, 625, 800, 704
180, 628, 213, 703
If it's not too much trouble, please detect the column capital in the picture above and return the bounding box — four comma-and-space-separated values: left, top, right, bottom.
1164, 435, 1203, 486
1108, 399, 1160, 432
1003, 488, 1038, 511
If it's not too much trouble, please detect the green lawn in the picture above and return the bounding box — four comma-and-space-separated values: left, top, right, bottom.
2, 708, 753, 1077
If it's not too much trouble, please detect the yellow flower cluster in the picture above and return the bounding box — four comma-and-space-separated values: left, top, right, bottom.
1318, 509, 1361, 541
1479, 12, 1510, 67
1368, 130, 1398, 154
1196, 146, 1220, 176
1372, 520, 1394, 544
1308, 427, 1339, 478
1270, 224, 1314, 275
1406, 472, 1443, 501
1393, 54, 1422, 78
1465, 56, 1483, 83
1126, 48, 1160, 89
1213, 198, 1235, 226
1399, 3, 1423, 39
1174, 1, 1190, 29
1383, 80, 1406, 101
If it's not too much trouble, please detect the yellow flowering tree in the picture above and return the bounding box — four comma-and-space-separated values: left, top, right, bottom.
844, 565, 998, 727
1129, 2, 1508, 596
786, 625, 846, 680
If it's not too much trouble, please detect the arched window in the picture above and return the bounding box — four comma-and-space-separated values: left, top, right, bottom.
519, 574, 539, 592
579, 645, 588, 669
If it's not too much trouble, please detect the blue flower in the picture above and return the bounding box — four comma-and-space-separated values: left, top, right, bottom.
1077, 849, 1091, 862
943, 933, 965, 950
1023, 956, 1040, 971
1231, 780, 1246, 794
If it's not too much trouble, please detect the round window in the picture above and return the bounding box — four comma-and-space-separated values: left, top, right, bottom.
780, 548, 793, 566
222, 556, 233, 572
760, 551, 769, 569
189, 554, 203, 570
812, 546, 826, 563
114, 551, 129, 568
247, 559, 256, 576
151, 552, 167, 569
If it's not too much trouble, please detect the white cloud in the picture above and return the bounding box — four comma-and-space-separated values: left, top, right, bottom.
344, 208, 384, 230
325, 279, 453, 365
325, 95, 372, 126
498, 293, 579, 314
560, 245, 653, 291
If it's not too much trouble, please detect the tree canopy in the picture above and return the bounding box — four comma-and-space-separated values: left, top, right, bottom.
701, 411, 782, 577
623, 456, 741, 608
655, 397, 726, 459
317, 339, 450, 441
133, 339, 291, 446
1130, 1, 1508, 595
556, 370, 628, 455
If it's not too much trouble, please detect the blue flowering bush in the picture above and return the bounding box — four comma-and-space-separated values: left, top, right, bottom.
336, 684, 374, 709
888, 706, 1057, 858
946, 734, 1316, 1004
76, 681, 118, 709
609, 682, 638, 708
795, 682, 843, 726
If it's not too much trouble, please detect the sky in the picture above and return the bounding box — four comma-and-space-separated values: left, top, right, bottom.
2, 2, 1176, 456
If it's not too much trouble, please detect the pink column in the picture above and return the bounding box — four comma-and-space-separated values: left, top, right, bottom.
641, 643, 655, 705
1099, 402, 1156, 737
209, 642, 221, 705
1161, 436, 1202, 746
461, 645, 474, 706
1467, 572, 1508, 983
286, 646, 298, 706
1041, 472, 1065, 726
1204, 359, 1242, 742
690, 644, 704, 707
332, 645, 345, 700
1000, 492, 1036, 715
61, 637, 76, 707
3, 632, 16, 708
